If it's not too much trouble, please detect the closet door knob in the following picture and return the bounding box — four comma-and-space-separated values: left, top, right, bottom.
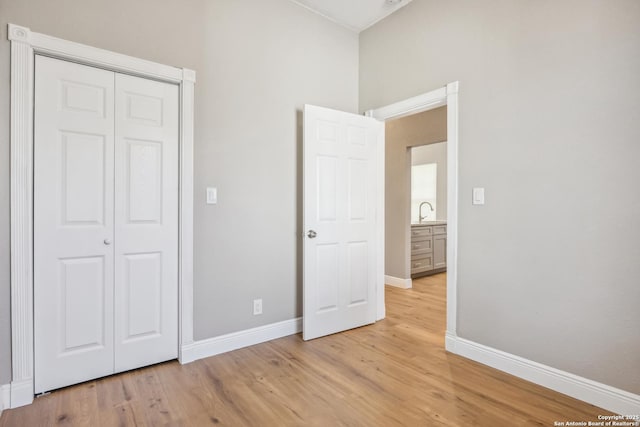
307, 230, 317, 239
104, 238, 112, 245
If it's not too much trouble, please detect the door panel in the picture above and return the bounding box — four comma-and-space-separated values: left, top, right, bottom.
122, 252, 162, 341
303, 105, 383, 340
59, 256, 107, 353
348, 160, 367, 221
61, 80, 107, 116
347, 241, 368, 305
34, 56, 115, 393
316, 156, 338, 221
61, 132, 107, 225
316, 244, 339, 312
126, 140, 163, 224
114, 74, 179, 372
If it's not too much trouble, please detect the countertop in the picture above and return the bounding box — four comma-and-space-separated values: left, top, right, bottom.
411, 221, 447, 226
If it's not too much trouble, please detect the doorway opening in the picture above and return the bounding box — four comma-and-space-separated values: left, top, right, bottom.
365, 82, 459, 346
409, 141, 448, 276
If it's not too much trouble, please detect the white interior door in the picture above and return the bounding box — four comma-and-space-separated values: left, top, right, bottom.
303, 104, 383, 340
34, 56, 179, 393
34, 56, 116, 393
114, 73, 179, 372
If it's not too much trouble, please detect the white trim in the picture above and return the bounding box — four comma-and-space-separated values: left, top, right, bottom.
181, 318, 303, 364
0, 383, 10, 414
8, 24, 184, 83
178, 63, 196, 362
385, 275, 412, 289
365, 82, 459, 340
448, 335, 640, 415
7, 380, 32, 409
444, 331, 458, 353
288, 0, 412, 34
444, 81, 459, 336
8, 23, 196, 407
9, 23, 35, 410
376, 119, 386, 321
367, 87, 447, 122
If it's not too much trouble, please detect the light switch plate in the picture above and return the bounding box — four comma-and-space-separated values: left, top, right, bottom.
472, 187, 485, 205
206, 187, 217, 204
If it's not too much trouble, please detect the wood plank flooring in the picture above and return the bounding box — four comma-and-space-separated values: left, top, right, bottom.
1, 273, 610, 426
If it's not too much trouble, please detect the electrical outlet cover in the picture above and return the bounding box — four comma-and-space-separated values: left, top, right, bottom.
253, 299, 263, 315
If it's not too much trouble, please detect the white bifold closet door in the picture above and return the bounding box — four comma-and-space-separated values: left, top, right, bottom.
34, 55, 179, 394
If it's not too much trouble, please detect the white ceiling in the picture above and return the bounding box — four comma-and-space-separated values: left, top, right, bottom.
291, 0, 414, 33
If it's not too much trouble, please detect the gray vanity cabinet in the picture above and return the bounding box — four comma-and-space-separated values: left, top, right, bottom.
411, 222, 446, 277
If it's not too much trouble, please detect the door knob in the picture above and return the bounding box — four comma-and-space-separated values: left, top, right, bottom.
307, 230, 317, 239
104, 238, 112, 245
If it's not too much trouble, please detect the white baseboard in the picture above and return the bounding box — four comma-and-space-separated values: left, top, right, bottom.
385, 275, 412, 289
445, 331, 457, 353
0, 383, 10, 415
9, 379, 33, 408
446, 334, 640, 415
181, 317, 302, 364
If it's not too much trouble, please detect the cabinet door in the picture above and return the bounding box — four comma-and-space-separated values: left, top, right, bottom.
433, 234, 447, 269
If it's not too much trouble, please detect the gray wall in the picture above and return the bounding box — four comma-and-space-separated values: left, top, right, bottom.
361, 0, 640, 394
0, 0, 358, 384
412, 142, 448, 221
385, 108, 446, 279
192, 0, 358, 339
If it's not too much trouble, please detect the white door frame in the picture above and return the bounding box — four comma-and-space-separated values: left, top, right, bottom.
8, 23, 196, 408
365, 81, 459, 347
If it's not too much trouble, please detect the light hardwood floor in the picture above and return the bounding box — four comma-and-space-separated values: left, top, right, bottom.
1, 273, 609, 426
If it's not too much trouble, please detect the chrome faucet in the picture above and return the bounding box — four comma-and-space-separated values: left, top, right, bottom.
419, 201, 434, 223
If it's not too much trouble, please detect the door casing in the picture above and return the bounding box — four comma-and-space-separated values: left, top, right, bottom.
8, 23, 196, 408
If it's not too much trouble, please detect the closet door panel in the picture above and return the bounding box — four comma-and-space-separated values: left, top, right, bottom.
34, 56, 116, 393
34, 56, 180, 392
114, 74, 179, 372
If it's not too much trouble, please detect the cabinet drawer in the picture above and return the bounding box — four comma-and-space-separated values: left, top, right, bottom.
433, 225, 447, 235
411, 255, 433, 274
411, 238, 433, 255
411, 226, 432, 240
